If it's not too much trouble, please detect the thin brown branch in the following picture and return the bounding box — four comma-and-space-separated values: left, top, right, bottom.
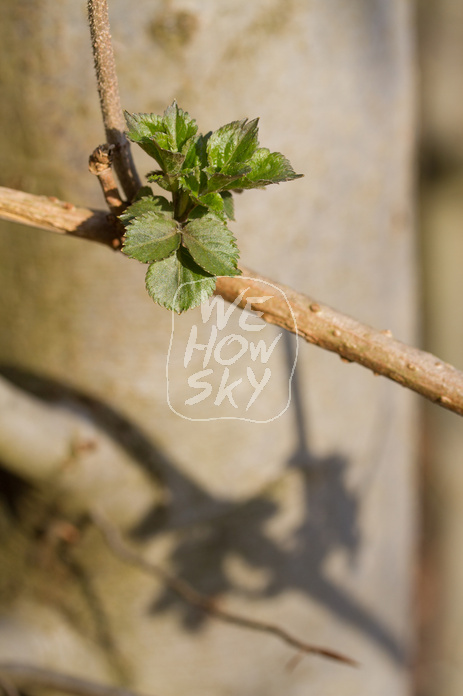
215, 275, 463, 416
0, 186, 121, 249
0, 664, 158, 696
91, 512, 358, 667
89, 145, 125, 215
1, 185, 463, 417
87, 0, 141, 200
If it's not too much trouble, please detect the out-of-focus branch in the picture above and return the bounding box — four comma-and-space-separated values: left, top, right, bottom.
0, 664, 158, 696
1, 185, 463, 417
0, 672, 19, 696
87, 0, 141, 200
91, 512, 358, 667
0, 375, 159, 528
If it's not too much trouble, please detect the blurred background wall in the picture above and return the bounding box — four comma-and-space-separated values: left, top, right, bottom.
0, 1, 421, 695
417, 2, 463, 695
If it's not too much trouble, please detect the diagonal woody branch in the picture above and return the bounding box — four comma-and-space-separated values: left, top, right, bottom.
0, 663, 158, 696
216, 276, 463, 414
0, 186, 122, 247
1, 184, 462, 417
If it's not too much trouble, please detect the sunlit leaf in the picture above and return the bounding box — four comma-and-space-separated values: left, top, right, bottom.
119, 194, 173, 225
145, 248, 216, 313
182, 214, 240, 277
206, 118, 259, 170
122, 212, 180, 263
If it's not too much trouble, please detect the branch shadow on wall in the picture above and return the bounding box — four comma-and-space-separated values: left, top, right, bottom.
0, 354, 405, 667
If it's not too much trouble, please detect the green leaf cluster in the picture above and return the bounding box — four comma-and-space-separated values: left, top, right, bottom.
120, 102, 302, 312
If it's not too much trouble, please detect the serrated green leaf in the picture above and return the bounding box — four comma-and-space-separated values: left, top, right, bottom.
145, 248, 216, 313
146, 171, 176, 192
156, 148, 186, 176
207, 118, 259, 171
148, 145, 185, 176
131, 137, 185, 176
179, 133, 212, 198
203, 164, 252, 194
125, 103, 198, 176
122, 103, 303, 312
178, 177, 229, 220
178, 170, 202, 198
124, 111, 164, 141
119, 195, 173, 226
183, 132, 211, 170
122, 212, 180, 263
125, 103, 197, 152
230, 148, 303, 189
124, 115, 183, 176
182, 215, 240, 276
220, 192, 235, 220
162, 101, 198, 153
197, 192, 225, 216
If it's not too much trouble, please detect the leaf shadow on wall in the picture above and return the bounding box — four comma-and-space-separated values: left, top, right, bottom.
136, 333, 406, 666
0, 354, 405, 667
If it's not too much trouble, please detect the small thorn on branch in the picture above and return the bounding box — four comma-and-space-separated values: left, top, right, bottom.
89, 144, 125, 215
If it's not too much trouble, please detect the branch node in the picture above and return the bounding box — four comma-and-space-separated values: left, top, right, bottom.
89, 144, 125, 215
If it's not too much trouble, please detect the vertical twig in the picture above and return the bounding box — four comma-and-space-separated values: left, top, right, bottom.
88, 144, 125, 215
87, 0, 141, 201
